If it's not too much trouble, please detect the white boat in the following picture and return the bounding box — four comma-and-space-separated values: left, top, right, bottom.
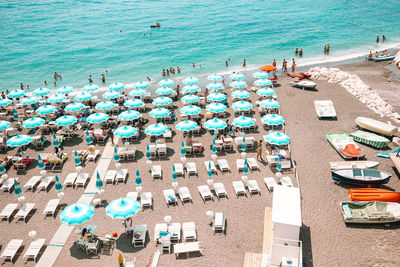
290, 80, 317, 89
355, 117, 398, 136
329, 161, 379, 169
326, 133, 366, 159
314, 100, 336, 118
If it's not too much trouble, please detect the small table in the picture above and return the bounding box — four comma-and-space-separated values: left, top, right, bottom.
173, 242, 202, 258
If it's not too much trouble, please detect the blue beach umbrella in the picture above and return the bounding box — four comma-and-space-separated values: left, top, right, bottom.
113, 146, 120, 162
180, 141, 186, 156
206, 103, 227, 113
57, 86, 74, 94
208, 162, 213, 178
83, 84, 99, 92
256, 88, 275, 97
207, 92, 227, 102
114, 126, 138, 138
36, 105, 57, 115
106, 198, 140, 219
0, 120, 11, 131
230, 73, 246, 80
182, 85, 201, 94
129, 89, 147, 97
55, 175, 63, 192
75, 92, 93, 101
22, 117, 45, 128
231, 90, 250, 99
0, 164, 6, 174
264, 132, 291, 146
95, 172, 103, 189
232, 100, 253, 111
48, 94, 66, 103
243, 159, 249, 174
211, 139, 217, 153
33, 87, 50, 96
53, 132, 60, 147
7, 135, 32, 147
252, 71, 269, 79
206, 82, 224, 90
13, 110, 19, 121
230, 81, 247, 88
176, 120, 198, 131
60, 203, 95, 225
65, 102, 85, 112
8, 89, 25, 98
95, 101, 116, 111
183, 76, 199, 85
74, 150, 81, 165
55, 115, 77, 126
158, 79, 174, 87
180, 105, 201, 116
124, 98, 144, 108
14, 179, 22, 196
0, 99, 12, 107
181, 94, 200, 104
20, 96, 39, 105
260, 99, 280, 109
87, 113, 109, 124
172, 168, 177, 181
204, 118, 227, 131
207, 74, 223, 81
153, 96, 172, 106
232, 116, 255, 127
262, 114, 285, 126
134, 81, 150, 89
38, 154, 45, 169
118, 110, 141, 121
146, 144, 151, 159
102, 91, 120, 99
254, 79, 272, 87
149, 107, 171, 118
145, 123, 168, 136
109, 82, 125, 91
241, 136, 246, 151
135, 169, 142, 185
156, 87, 174, 96
85, 130, 92, 145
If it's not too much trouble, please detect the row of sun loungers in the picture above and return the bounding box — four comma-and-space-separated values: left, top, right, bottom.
103, 169, 129, 184
0, 238, 46, 263
0, 203, 35, 223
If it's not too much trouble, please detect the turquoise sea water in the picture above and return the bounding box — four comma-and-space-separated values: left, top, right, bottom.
1, 0, 400, 90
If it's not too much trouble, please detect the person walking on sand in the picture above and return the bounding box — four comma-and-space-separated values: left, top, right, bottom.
257, 140, 263, 161
291, 59, 296, 72
243, 59, 246, 67
108, 128, 114, 145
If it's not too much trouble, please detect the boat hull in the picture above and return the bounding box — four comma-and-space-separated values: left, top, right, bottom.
340, 201, 400, 224
355, 116, 398, 136
329, 161, 379, 169
331, 168, 391, 185
372, 56, 395, 62
350, 131, 390, 149
349, 188, 400, 203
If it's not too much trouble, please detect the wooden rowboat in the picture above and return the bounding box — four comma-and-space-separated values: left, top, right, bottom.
329, 161, 379, 169
331, 168, 391, 185
350, 130, 390, 149
340, 201, 400, 224
355, 117, 398, 136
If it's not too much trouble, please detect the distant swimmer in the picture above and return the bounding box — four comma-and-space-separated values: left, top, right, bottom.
120, 29, 122, 33
243, 59, 246, 67
177, 66, 181, 73
192, 63, 195, 68
88, 75, 93, 83
295, 48, 298, 55
272, 59, 276, 67
54, 72, 62, 80
162, 69, 166, 77
147, 77, 151, 82
376, 36, 379, 43
44, 80, 47, 86
101, 74, 105, 83
299, 49, 303, 56
326, 44, 330, 54
324, 45, 327, 54
225, 60, 228, 67
166, 69, 170, 76
20, 83, 23, 90
53, 81, 57, 87
382, 35, 386, 42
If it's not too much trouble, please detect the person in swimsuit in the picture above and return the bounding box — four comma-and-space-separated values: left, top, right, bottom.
257, 140, 263, 161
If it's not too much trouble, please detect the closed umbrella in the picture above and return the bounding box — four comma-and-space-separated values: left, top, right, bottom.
38, 154, 45, 169
232, 100, 253, 111
180, 141, 186, 156
172, 165, 177, 181
207, 92, 227, 102
0, 99, 12, 107
0, 120, 11, 131
181, 94, 200, 104
254, 79, 272, 87
149, 107, 171, 118
53, 132, 60, 147
35, 105, 57, 115
135, 169, 142, 186
183, 76, 199, 85
232, 116, 255, 128
13, 110, 18, 121
102, 91, 120, 99
83, 84, 99, 92
262, 114, 285, 126
229, 73, 246, 80
145, 123, 168, 136
204, 118, 227, 130
129, 89, 147, 97
14, 179, 22, 196
118, 110, 141, 121
134, 81, 150, 89
20, 97, 39, 105
60, 203, 95, 225
65, 102, 85, 112
180, 105, 201, 116
0, 163, 6, 174
74, 150, 81, 165
207, 74, 223, 81
57, 86, 74, 94
113, 146, 120, 162
264, 132, 291, 146
156, 87, 174, 96
182, 85, 200, 94
158, 79, 174, 87
8, 89, 25, 98
252, 71, 269, 79
33, 87, 50, 96
7, 135, 32, 147
260, 99, 280, 109
75, 92, 93, 101
256, 88, 275, 97
87, 113, 109, 124
55, 175, 63, 192
106, 198, 140, 219
206, 103, 227, 113
208, 161, 213, 178
95, 101, 116, 111
55, 115, 77, 126
109, 82, 125, 91
85, 130, 92, 145
124, 99, 144, 108
230, 80, 247, 88
176, 120, 198, 131
48, 94, 66, 103
95, 172, 103, 189
206, 82, 224, 90
22, 117, 45, 128
243, 158, 249, 174
114, 126, 138, 138
153, 96, 172, 106
231, 90, 250, 99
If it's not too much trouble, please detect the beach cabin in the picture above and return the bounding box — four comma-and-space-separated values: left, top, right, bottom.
270, 185, 302, 267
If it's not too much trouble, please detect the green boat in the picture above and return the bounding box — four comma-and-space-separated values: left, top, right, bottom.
340, 201, 400, 224
350, 130, 390, 149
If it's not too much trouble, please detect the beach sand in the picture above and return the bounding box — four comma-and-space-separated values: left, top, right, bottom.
0, 59, 399, 267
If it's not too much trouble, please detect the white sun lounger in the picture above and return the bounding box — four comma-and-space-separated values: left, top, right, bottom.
126, 192, 138, 200
246, 180, 261, 195
168, 223, 181, 243
212, 183, 228, 200
23, 176, 42, 192
116, 169, 128, 184
173, 163, 184, 177
104, 170, 116, 184
15, 203, 35, 222
212, 212, 226, 235
264, 177, 278, 192
75, 173, 89, 188
141, 192, 153, 210
23, 238, 45, 262
236, 159, 245, 172
280, 176, 294, 187
1, 239, 23, 263
163, 189, 178, 207
43, 199, 60, 217
63, 172, 78, 188
154, 223, 168, 244
0, 203, 18, 222
232, 181, 246, 198
87, 150, 100, 161
182, 222, 197, 242
197, 185, 213, 202
314, 100, 337, 118
151, 165, 162, 180
37, 176, 54, 192
186, 162, 198, 176
247, 157, 260, 171
1, 178, 17, 193
177, 186, 192, 205
204, 161, 217, 174
217, 159, 230, 173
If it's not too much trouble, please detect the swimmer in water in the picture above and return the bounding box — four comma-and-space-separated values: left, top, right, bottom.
243, 59, 246, 67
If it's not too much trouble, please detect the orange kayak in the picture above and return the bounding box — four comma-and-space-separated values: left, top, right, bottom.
349, 188, 400, 203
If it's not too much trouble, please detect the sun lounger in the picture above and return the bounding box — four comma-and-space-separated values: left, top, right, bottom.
182, 222, 197, 242
212, 183, 228, 200
217, 159, 230, 173
246, 180, 261, 195
236, 159, 245, 172
141, 192, 153, 210
23, 176, 42, 192
177, 186, 193, 205
168, 223, 181, 243
247, 157, 260, 171
232, 181, 246, 198
204, 161, 217, 174
1, 178, 17, 193
280, 176, 294, 187
104, 170, 116, 184
126, 192, 138, 200
15, 203, 35, 222
37, 176, 54, 192
23, 238, 45, 262
115, 169, 128, 184
173, 163, 184, 177
0, 203, 18, 222
163, 189, 178, 207
264, 177, 278, 192
1, 239, 23, 263
43, 199, 60, 217
63, 172, 78, 188
87, 150, 100, 162
154, 223, 168, 244
197, 185, 213, 202
151, 165, 162, 180
75, 173, 89, 188
186, 162, 198, 176
212, 212, 226, 235
174, 242, 202, 259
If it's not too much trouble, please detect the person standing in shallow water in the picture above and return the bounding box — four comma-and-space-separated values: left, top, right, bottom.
88, 75, 93, 83
272, 59, 276, 67
243, 59, 246, 67
291, 59, 296, 72
376, 36, 379, 43
225, 61, 228, 67
101, 74, 105, 83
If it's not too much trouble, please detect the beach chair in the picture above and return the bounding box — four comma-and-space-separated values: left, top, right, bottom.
104, 170, 116, 184
75, 173, 89, 188
154, 223, 168, 245
246, 180, 261, 195
186, 162, 198, 176
247, 157, 260, 171
204, 161, 217, 174
168, 223, 181, 243
141, 192, 153, 210
280, 160, 292, 173
87, 150, 100, 162
212, 183, 228, 200
1, 178, 17, 193
23, 238, 45, 262
126, 192, 138, 200
158, 145, 167, 158
232, 181, 246, 198
177, 186, 193, 205
116, 169, 128, 184
63, 172, 78, 188
193, 144, 203, 155
163, 189, 178, 207
212, 212, 226, 235
0, 239, 23, 264
280, 176, 294, 187
0, 203, 18, 222
236, 159, 245, 172
217, 159, 230, 173
182, 222, 197, 242
173, 163, 184, 177
197, 185, 213, 202
23, 176, 42, 192
43, 199, 60, 218
15, 203, 35, 222
264, 177, 278, 192
151, 165, 162, 180
37, 176, 54, 192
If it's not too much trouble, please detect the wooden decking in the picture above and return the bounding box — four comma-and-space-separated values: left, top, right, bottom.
243, 252, 265, 267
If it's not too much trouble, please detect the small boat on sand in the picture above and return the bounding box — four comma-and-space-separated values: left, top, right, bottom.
331, 168, 391, 185
150, 23, 160, 28
314, 100, 336, 118
340, 201, 400, 224
290, 80, 317, 89
389, 152, 400, 173
355, 116, 398, 136
349, 188, 400, 203
350, 130, 390, 149
329, 161, 379, 169
371, 55, 395, 62
326, 133, 365, 159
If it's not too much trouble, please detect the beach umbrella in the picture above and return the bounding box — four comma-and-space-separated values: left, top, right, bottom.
75, 92, 93, 101
243, 158, 249, 174
124, 98, 144, 108
176, 120, 198, 132
146, 144, 151, 160
149, 107, 171, 118
254, 79, 272, 87
206, 103, 227, 113
118, 110, 141, 121
22, 117, 45, 128
206, 82, 224, 90
74, 150, 81, 165
7, 135, 32, 147
55, 115, 77, 126
20, 96, 39, 105
114, 126, 138, 138
95, 101, 116, 111
256, 87, 275, 97
153, 96, 172, 106
102, 91, 120, 99
229, 73, 246, 80
207, 74, 223, 81
264, 132, 291, 146
232, 116, 255, 128
65, 102, 85, 112
135, 169, 142, 185
85, 130, 92, 145
38, 154, 45, 169
14, 179, 22, 196
8, 89, 25, 98
252, 71, 269, 79
145, 123, 168, 136
33, 87, 51, 96
230, 80, 247, 88
106, 197, 140, 219
180, 105, 201, 116
95, 172, 103, 189
231, 90, 250, 99
60, 203, 95, 225
207, 92, 227, 102
0, 98, 12, 107
204, 118, 227, 130
109, 82, 125, 91
211, 139, 217, 153
156, 87, 174, 96
260, 65, 277, 72
260, 99, 280, 109
183, 76, 199, 85
87, 113, 109, 124
48, 94, 66, 103
36, 105, 57, 115
172, 165, 177, 181
182, 85, 201, 94
181, 94, 200, 104
129, 88, 147, 97
113, 146, 120, 162
262, 114, 285, 126
57, 86, 74, 94
0, 163, 6, 174
53, 132, 60, 147
180, 141, 186, 156
134, 81, 150, 89
55, 175, 63, 192
208, 162, 213, 178
83, 84, 99, 92
232, 100, 253, 111
0, 120, 11, 131
158, 79, 174, 87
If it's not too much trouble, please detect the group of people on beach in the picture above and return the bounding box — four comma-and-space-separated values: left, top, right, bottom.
323, 44, 331, 54
162, 67, 181, 77
368, 50, 389, 58
294, 48, 303, 56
